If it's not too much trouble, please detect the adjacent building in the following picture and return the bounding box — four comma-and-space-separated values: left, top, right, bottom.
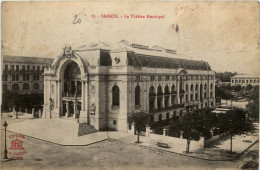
231, 74, 259, 86
2, 55, 54, 110
43, 40, 216, 132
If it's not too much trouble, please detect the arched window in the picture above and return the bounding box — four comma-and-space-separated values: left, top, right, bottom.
112, 85, 120, 106
33, 83, 39, 89
149, 86, 155, 110
195, 84, 198, 91
12, 84, 19, 90
242, 80, 245, 83
164, 85, 170, 107
135, 85, 140, 106
190, 84, 194, 92
171, 84, 175, 93
204, 83, 207, 90
157, 85, 163, 109
186, 84, 189, 91
210, 83, 213, 89
23, 83, 29, 90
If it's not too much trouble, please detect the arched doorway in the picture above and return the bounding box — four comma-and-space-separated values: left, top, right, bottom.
61, 61, 82, 117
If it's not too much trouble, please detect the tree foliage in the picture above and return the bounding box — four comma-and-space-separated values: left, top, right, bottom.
216, 72, 237, 82
131, 112, 148, 143
246, 85, 259, 121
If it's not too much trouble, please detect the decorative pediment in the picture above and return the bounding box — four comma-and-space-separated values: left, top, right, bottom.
63, 45, 75, 60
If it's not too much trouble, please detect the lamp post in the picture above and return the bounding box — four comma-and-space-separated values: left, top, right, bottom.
49, 97, 54, 118
3, 121, 8, 159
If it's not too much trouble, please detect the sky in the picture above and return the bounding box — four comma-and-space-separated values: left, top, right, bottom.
2, 1, 260, 75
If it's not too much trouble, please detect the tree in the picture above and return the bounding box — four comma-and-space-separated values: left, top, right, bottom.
246, 84, 253, 92
246, 86, 259, 121
224, 108, 252, 153
216, 72, 237, 82
179, 113, 204, 153
131, 112, 148, 143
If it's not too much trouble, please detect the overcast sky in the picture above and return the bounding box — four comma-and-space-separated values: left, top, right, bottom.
2, 1, 260, 75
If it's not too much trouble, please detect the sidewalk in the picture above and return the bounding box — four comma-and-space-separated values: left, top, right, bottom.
1, 115, 132, 146
118, 123, 259, 161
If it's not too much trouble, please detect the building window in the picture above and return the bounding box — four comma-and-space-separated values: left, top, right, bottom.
166, 112, 170, 121
5, 65, 8, 71
16, 65, 19, 71
32, 66, 35, 71
158, 76, 161, 81
33, 83, 39, 89
12, 84, 19, 90
204, 93, 206, 98
37, 66, 40, 71
135, 85, 140, 106
42, 66, 45, 71
166, 76, 169, 81
186, 95, 188, 102
4, 75, 8, 81
190, 84, 194, 92
11, 65, 14, 71
242, 80, 245, 83
23, 75, 26, 81
149, 86, 155, 110
204, 83, 207, 90
112, 85, 120, 106
113, 120, 117, 125
150, 76, 154, 81
22, 65, 25, 71
27, 65, 30, 71
3, 84, 7, 91
195, 94, 198, 100
173, 111, 177, 117
23, 83, 29, 90
210, 92, 213, 98
12, 75, 15, 81
186, 84, 189, 91
210, 83, 213, 89
136, 76, 140, 82
157, 85, 163, 109
179, 110, 183, 117
190, 94, 193, 101
27, 74, 30, 81
159, 114, 162, 122
195, 84, 198, 91
16, 75, 19, 81
34, 74, 39, 81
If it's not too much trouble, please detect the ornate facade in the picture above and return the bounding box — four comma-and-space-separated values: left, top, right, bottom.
43, 41, 215, 132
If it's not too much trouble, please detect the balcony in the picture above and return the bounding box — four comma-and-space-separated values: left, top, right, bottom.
149, 104, 184, 113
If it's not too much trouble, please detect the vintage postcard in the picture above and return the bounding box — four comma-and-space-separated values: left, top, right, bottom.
1, 1, 259, 170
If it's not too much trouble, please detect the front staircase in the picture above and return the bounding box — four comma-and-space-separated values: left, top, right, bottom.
78, 123, 98, 136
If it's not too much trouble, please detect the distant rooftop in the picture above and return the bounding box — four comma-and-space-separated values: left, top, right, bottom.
3, 55, 54, 64
232, 74, 259, 79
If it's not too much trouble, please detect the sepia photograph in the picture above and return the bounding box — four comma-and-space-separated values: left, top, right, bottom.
1, 1, 259, 169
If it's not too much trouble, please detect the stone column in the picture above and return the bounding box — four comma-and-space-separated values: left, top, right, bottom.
180, 131, 184, 139
146, 125, 150, 137
32, 108, 35, 118
162, 95, 165, 108
163, 129, 167, 136
39, 109, 42, 118
177, 80, 180, 104
13, 107, 15, 116
65, 101, 69, 117
73, 102, 77, 119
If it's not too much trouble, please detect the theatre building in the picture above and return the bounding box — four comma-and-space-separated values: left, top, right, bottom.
43, 40, 215, 132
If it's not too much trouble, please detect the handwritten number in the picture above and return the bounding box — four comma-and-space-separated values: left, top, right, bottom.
73, 15, 81, 24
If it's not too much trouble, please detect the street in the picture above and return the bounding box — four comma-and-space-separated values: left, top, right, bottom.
1, 130, 258, 170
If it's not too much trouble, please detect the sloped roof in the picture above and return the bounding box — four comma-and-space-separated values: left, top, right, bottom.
3, 55, 54, 64
127, 52, 211, 70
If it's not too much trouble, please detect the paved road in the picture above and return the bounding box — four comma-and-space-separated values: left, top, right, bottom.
1, 131, 258, 170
